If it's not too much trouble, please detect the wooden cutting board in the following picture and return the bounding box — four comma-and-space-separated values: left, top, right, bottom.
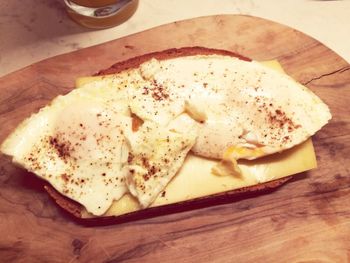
0, 15, 349, 262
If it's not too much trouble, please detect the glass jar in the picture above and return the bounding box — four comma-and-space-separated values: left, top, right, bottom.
64, 0, 139, 29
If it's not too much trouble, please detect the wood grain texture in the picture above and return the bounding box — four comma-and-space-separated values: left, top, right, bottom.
0, 15, 349, 263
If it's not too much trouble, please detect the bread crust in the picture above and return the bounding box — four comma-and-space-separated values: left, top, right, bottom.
45, 176, 291, 224
44, 47, 292, 221
96, 46, 251, 76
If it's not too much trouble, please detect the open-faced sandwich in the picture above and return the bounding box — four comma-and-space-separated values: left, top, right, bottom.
0, 47, 331, 220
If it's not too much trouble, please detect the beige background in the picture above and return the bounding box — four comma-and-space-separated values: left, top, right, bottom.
0, 0, 350, 77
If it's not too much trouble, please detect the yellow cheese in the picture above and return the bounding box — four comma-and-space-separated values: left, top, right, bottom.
76, 60, 317, 218
75, 75, 109, 87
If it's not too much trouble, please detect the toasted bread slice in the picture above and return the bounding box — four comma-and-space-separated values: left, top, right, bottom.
42, 47, 316, 222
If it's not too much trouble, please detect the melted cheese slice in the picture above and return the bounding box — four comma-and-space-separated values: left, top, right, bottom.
76, 60, 317, 218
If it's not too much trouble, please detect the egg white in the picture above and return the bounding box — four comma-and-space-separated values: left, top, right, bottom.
1, 85, 134, 215
125, 113, 198, 208
132, 55, 331, 159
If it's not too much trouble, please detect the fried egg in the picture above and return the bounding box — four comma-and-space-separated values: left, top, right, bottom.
129, 55, 331, 160
1, 85, 132, 215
